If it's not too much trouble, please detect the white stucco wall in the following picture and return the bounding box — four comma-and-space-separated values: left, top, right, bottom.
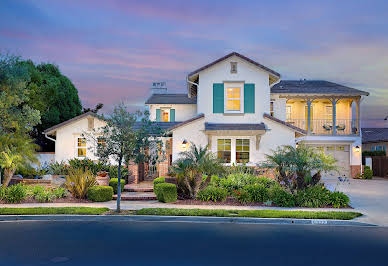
270, 94, 287, 121
197, 55, 271, 124
54, 116, 107, 163
148, 104, 197, 122
171, 117, 207, 162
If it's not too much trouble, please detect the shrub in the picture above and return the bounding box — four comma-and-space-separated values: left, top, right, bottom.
52, 187, 67, 198
256, 177, 277, 188
197, 186, 227, 202
35, 190, 55, 203
47, 161, 69, 175
154, 183, 177, 203
233, 189, 251, 204
244, 184, 269, 202
268, 185, 295, 207
363, 150, 386, 157
362, 166, 373, 179
153, 177, 165, 189
87, 186, 113, 202
295, 186, 330, 208
0, 187, 6, 201
109, 178, 125, 194
219, 174, 261, 194
6, 183, 27, 203
329, 191, 350, 208
31, 185, 45, 197
65, 168, 97, 199
108, 165, 129, 180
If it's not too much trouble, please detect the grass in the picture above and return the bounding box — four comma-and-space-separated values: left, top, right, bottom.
135, 208, 362, 220
0, 207, 110, 215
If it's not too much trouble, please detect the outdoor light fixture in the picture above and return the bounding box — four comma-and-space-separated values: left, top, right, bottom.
181, 140, 188, 150
355, 146, 360, 152
384, 115, 388, 121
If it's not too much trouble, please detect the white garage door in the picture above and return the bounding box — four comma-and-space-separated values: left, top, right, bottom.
311, 145, 350, 178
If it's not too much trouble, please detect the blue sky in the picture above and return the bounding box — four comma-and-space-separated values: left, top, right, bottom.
1, 0, 387, 126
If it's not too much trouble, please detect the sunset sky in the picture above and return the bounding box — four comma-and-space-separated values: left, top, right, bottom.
1, 0, 387, 127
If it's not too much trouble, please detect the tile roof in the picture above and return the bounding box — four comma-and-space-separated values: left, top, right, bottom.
145, 93, 197, 104
169, 114, 205, 131
188, 52, 280, 78
263, 113, 307, 135
271, 80, 369, 96
205, 122, 266, 131
44, 112, 101, 134
362, 128, 388, 143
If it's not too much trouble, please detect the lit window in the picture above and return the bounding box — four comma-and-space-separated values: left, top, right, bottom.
286, 105, 292, 120
77, 138, 86, 157
230, 62, 237, 73
270, 101, 274, 117
325, 105, 333, 121
162, 110, 169, 122
226, 88, 241, 111
236, 139, 250, 163
373, 145, 386, 151
97, 137, 106, 147
217, 139, 231, 163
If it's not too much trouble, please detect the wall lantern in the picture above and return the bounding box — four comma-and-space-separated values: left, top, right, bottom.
181, 140, 188, 150
355, 146, 360, 152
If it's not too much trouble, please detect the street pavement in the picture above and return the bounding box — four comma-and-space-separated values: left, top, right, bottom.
0, 220, 387, 266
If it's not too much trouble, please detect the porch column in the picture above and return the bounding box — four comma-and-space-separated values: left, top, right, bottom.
356, 97, 360, 135
330, 98, 340, 136
306, 98, 313, 135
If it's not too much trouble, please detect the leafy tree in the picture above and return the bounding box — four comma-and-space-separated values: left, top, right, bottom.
170, 143, 224, 199
83, 103, 104, 114
85, 104, 163, 212
262, 145, 337, 192
0, 134, 39, 187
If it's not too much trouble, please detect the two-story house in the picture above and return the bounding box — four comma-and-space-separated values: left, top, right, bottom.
44, 52, 368, 181
146, 52, 368, 178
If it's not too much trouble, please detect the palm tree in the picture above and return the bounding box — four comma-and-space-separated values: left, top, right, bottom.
171, 143, 224, 199
0, 134, 39, 187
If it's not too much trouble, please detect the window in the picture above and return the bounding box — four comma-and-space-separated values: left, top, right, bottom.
226, 87, 241, 111
162, 110, 169, 122
97, 137, 106, 147
270, 101, 274, 117
325, 105, 333, 121
230, 62, 237, 73
217, 139, 231, 163
236, 139, 250, 163
286, 105, 292, 120
77, 138, 86, 157
372, 145, 386, 151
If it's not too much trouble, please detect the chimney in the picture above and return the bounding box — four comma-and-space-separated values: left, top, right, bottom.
150, 81, 167, 94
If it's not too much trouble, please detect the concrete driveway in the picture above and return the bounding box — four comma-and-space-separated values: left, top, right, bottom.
323, 176, 388, 226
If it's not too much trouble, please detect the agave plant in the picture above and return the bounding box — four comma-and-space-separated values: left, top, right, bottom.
65, 168, 97, 199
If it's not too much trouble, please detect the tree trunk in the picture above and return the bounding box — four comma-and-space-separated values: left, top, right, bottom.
116, 158, 122, 213
3, 168, 15, 188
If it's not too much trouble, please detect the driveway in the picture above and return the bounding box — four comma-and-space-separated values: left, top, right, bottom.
323, 176, 388, 226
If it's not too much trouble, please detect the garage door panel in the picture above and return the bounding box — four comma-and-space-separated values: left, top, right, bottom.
309, 145, 350, 178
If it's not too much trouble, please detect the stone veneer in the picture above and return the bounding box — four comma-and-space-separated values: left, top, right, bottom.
351, 165, 362, 178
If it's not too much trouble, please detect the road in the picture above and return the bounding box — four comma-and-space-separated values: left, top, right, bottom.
0, 221, 387, 266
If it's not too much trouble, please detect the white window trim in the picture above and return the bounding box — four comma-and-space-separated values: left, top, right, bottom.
224, 82, 244, 114
160, 108, 170, 122
286, 105, 292, 120
75, 136, 87, 158
215, 136, 252, 165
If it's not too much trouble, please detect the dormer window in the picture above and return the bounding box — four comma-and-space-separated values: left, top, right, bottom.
230, 62, 237, 73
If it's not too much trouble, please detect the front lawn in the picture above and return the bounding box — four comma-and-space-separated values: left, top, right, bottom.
0, 207, 109, 215
136, 208, 362, 220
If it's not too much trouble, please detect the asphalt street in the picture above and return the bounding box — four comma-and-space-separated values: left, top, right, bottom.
0, 221, 387, 266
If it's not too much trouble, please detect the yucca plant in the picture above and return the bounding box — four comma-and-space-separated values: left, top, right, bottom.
65, 168, 97, 199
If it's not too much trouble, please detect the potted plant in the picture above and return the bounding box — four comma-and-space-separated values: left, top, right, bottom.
96, 171, 109, 186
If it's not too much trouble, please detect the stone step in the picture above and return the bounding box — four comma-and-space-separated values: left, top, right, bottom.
124, 187, 153, 192
113, 192, 157, 201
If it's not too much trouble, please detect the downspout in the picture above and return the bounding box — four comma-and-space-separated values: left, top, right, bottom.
269, 76, 281, 88
186, 77, 199, 98
44, 133, 56, 143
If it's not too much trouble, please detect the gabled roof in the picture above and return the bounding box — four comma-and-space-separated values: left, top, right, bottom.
188, 52, 281, 78
133, 121, 181, 131
205, 123, 266, 131
271, 80, 369, 96
362, 128, 388, 143
169, 113, 205, 131
43, 112, 101, 135
263, 113, 307, 135
145, 93, 197, 104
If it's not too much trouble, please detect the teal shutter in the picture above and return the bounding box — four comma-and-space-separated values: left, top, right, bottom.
244, 83, 255, 113
156, 109, 161, 121
213, 83, 224, 113
170, 109, 175, 122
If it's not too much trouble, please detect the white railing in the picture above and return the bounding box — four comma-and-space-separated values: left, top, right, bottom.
286, 119, 358, 135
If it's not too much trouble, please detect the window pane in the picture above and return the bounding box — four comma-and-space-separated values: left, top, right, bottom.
236, 139, 249, 163
78, 138, 86, 147
217, 139, 231, 163
78, 148, 86, 157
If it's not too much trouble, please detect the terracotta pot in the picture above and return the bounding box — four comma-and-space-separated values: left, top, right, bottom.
96, 175, 110, 186
165, 176, 177, 185
97, 171, 108, 177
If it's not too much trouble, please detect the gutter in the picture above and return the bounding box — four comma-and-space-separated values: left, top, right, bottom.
44, 133, 56, 143
186, 77, 199, 98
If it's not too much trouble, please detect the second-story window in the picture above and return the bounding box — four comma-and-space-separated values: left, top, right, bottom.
270, 101, 274, 117
286, 105, 292, 120
226, 87, 241, 111
325, 105, 333, 122
162, 109, 169, 122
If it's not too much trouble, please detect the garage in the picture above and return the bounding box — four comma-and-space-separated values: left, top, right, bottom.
309, 144, 351, 178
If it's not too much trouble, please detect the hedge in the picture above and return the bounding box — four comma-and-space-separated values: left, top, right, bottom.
87, 186, 113, 202
153, 177, 165, 190
109, 178, 125, 194
154, 183, 177, 203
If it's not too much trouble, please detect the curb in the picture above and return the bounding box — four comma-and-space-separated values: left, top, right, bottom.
0, 215, 375, 227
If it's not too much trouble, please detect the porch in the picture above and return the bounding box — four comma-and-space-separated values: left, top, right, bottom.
285, 96, 361, 136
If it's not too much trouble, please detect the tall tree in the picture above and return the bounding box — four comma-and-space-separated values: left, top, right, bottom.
85, 104, 163, 212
